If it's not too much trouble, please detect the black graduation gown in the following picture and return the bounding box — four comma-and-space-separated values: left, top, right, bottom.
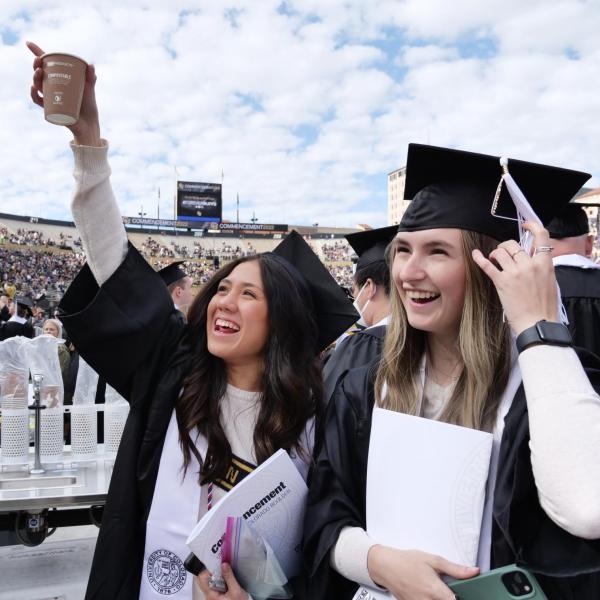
0, 305, 10, 322
555, 265, 600, 358
0, 319, 34, 340
58, 244, 192, 600
301, 352, 600, 600
322, 325, 386, 405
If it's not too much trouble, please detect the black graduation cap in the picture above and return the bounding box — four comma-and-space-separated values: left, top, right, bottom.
400, 144, 591, 242
345, 226, 398, 271
272, 230, 358, 351
35, 293, 50, 310
15, 295, 34, 315
547, 203, 589, 239
158, 261, 188, 286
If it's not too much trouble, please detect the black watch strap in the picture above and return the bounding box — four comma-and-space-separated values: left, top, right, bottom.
516, 320, 572, 354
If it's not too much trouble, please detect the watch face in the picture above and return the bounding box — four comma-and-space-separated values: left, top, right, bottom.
536, 321, 572, 344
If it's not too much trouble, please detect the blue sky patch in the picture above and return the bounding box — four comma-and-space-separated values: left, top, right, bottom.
234, 92, 264, 113
564, 47, 580, 60
454, 29, 498, 59
1, 28, 19, 45
292, 123, 319, 147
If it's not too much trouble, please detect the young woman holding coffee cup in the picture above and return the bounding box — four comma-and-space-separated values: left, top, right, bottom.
27, 41, 356, 600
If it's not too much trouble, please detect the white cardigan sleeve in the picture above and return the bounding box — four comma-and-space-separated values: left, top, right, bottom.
70, 141, 128, 285
519, 344, 600, 539
330, 526, 380, 589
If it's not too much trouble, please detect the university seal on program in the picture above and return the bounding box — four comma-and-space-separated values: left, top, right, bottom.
147, 549, 187, 595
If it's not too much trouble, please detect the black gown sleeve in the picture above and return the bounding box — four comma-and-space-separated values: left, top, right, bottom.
492, 347, 600, 599
301, 363, 377, 600
322, 326, 385, 404
58, 243, 182, 401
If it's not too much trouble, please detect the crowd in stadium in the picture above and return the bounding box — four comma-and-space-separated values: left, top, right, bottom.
321, 240, 355, 261
3, 213, 600, 312
0, 221, 357, 308
1, 245, 84, 302
0, 225, 79, 248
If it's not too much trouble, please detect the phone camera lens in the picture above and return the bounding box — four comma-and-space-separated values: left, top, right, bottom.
501, 570, 534, 596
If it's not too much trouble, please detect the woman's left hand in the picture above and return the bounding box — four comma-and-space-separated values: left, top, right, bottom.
472, 221, 558, 335
196, 563, 248, 600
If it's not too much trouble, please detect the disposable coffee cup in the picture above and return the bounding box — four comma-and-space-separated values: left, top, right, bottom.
41, 52, 87, 126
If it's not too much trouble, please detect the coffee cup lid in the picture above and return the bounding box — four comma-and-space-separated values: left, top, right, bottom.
41, 52, 88, 67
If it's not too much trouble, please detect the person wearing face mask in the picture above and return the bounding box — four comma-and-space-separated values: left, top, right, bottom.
27, 41, 357, 600
302, 144, 600, 600
322, 226, 395, 405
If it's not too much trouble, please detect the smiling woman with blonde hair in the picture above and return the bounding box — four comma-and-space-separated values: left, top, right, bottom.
303, 144, 600, 600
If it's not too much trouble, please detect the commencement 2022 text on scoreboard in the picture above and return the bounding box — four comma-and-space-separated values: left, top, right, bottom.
176, 181, 222, 223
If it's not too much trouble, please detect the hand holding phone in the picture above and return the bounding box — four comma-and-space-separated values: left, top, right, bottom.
449, 565, 548, 599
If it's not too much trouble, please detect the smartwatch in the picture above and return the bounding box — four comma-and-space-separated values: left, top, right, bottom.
184, 552, 205, 576
515, 320, 572, 354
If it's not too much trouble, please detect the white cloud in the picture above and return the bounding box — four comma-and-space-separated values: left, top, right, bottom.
0, 0, 599, 232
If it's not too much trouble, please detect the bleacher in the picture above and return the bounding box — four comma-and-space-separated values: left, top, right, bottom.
0, 213, 358, 303
7, 198, 600, 309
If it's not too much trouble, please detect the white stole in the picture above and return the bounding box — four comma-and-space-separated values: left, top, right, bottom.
139, 411, 205, 599
553, 253, 600, 270
476, 347, 521, 571
138, 404, 313, 599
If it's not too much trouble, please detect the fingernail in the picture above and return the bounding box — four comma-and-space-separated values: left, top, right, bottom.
221, 563, 230, 573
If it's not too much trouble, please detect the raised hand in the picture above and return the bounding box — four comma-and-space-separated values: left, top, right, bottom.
472, 221, 559, 335
367, 546, 478, 600
26, 41, 102, 146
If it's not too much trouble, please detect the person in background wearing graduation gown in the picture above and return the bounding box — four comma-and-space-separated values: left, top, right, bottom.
0, 294, 12, 322
27, 42, 357, 600
547, 203, 600, 358
0, 295, 35, 340
302, 144, 600, 600
159, 261, 195, 322
322, 226, 396, 404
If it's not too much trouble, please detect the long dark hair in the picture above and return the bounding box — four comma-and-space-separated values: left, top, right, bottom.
176, 254, 323, 483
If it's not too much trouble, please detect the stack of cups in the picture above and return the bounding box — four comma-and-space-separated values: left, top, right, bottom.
28, 335, 65, 464
104, 385, 129, 457
0, 338, 31, 466
71, 358, 99, 461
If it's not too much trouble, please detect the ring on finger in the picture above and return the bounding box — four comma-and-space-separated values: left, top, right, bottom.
534, 245, 554, 254
510, 249, 526, 258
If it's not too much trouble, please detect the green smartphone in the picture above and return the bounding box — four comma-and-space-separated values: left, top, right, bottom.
448, 565, 548, 599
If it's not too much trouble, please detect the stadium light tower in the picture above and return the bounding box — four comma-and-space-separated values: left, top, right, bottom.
250, 211, 257, 225
138, 205, 147, 219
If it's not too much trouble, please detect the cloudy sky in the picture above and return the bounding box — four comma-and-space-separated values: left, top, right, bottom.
1, 0, 598, 228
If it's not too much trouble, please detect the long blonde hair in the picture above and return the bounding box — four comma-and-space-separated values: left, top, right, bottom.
374, 230, 512, 432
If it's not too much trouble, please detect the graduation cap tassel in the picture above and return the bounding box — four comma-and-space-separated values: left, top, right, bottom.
497, 157, 542, 254
496, 157, 568, 325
